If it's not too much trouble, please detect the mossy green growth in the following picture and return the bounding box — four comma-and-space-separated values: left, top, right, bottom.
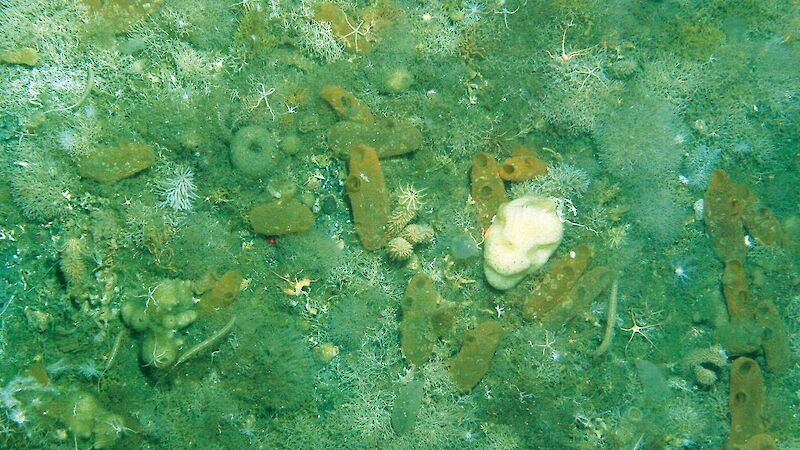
225, 313, 318, 413
76, 141, 155, 183
233, 6, 281, 56
633, 359, 670, 405
375, 66, 415, 95
248, 199, 314, 236
280, 133, 302, 155
673, 15, 725, 59
449, 320, 503, 392
171, 212, 241, 279
327, 290, 381, 352
275, 229, 343, 279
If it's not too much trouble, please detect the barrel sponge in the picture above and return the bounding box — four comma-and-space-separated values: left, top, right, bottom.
483, 196, 563, 290
229, 125, 284, 178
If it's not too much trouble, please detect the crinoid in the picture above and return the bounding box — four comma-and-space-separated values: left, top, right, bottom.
396, 184, 426, 213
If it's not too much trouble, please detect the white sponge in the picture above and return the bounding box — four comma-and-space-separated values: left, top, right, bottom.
483, 196, 563, 290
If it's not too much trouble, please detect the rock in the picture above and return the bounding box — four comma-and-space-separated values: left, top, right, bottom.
391, 380, 424, 436
199, 271, 244, 311
327, 119, 422, 159
449, 321, 503, 392
399, 274, 451, 365
498, 147, 548, 181
320, 85, 374, 124
470, 152, 507, 229
249, 199, 314, 236
0, 47, 39, 66
345, 145, 389, 250
727, 357, 768, 448
77, 141, 155, 183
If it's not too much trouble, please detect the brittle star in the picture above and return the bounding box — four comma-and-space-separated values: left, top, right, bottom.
250, 83, 276, 120
620, 309, 659, 355
533, 330, 557, 356
138, 283, 161, 310
340, 15, 369, 52
547, 20, 596, 63
494, 6, 519, 29
574, 63, 607, 91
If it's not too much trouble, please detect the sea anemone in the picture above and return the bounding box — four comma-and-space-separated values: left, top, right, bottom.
157, 166, 198, 211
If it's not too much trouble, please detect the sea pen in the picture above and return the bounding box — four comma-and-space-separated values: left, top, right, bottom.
102, 328, 125, 375
46, 64, 94, 113
174, 316, 236, 367
594, 279, 619, 357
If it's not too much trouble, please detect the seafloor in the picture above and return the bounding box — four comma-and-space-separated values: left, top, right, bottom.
0, 1, 798, 449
